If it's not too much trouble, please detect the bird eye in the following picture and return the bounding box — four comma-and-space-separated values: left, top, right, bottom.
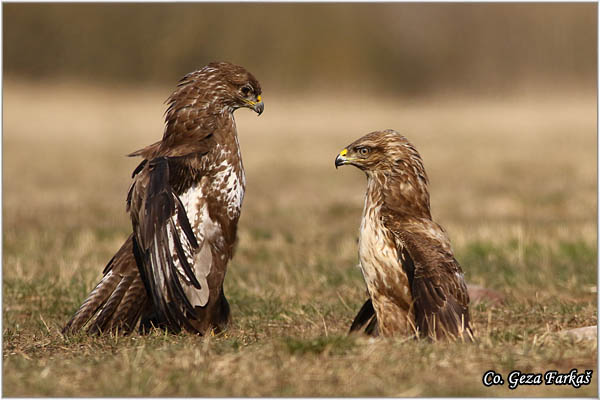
358, 147, 370, 156
241, 85, 252, 96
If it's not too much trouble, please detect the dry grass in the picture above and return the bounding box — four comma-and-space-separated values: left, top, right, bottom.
3, 80, 597, 396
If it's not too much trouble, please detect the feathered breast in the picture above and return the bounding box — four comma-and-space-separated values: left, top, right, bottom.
358, 183, 412, 306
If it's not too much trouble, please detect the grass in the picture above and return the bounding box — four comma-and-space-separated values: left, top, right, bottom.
2, 80, 597, 396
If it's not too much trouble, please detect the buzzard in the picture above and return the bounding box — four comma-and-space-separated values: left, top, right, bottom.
335, 130, 472, 340
63, 62, 264, 335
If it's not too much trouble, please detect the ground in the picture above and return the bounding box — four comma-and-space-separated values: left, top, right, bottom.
2, 80, 597, 396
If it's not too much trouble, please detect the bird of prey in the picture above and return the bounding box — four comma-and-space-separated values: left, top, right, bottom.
335, 130, 472, 340
63, 62, 264, 335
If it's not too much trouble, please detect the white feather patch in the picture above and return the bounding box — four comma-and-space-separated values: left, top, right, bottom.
358, 190, 412, 302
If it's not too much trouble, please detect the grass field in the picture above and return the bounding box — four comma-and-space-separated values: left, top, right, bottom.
3, 80, 597, 396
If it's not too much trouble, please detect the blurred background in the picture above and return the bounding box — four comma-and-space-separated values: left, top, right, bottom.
4, 3, 596, 95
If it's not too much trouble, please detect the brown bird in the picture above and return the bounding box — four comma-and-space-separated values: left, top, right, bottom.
335, 130, 472, 340
63, 62, 264, 335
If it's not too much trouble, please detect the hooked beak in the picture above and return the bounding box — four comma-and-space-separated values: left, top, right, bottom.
335, 149, 349, 169
253, 101, 264, 116
245, 95, 264, 116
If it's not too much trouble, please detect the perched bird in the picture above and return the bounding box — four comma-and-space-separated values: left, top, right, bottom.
335, 130, 472, 340
63, 62, 264, 335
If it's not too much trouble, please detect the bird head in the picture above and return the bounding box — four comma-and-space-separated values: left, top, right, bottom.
335, 129, 419, 172
208, 61, 264, 115
171, 61, 264, 116
335, 129, 431, 218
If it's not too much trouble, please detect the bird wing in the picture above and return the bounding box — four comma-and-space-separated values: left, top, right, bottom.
389, 219, 472, 340
64, 129, 216, 336
127, 154, 214, 333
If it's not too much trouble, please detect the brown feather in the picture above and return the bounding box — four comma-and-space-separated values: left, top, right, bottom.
104, 273, 148, 333
63, 62, 263, 336
338, 130, 472, 340
349, 298, 379, 336
62, 236, 144, 335
87, 274, 134, 334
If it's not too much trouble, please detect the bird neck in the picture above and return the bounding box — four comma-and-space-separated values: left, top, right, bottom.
366, 170, 432, 222
214, 113, 242, 161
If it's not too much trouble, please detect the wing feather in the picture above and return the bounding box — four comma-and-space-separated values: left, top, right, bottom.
129, 156, 211, 333
399, 230, 472, 340
383, 217, 472, 341
169, 213, 201, 289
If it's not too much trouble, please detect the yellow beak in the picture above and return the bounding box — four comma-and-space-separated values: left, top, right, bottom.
335, 149, 349, 169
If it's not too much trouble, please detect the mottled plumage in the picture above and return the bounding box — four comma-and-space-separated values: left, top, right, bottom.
63, 62, 264, 335
335, 130, 472, 340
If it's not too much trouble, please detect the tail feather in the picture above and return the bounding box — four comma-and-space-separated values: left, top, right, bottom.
349, 298, 379, 337
87, 275, 134, 334
62, 235, 148, 336
102, 274, 148, 333
62, 269, 121, 334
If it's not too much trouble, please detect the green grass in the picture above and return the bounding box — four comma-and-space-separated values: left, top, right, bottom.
2, 84, 597, 396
